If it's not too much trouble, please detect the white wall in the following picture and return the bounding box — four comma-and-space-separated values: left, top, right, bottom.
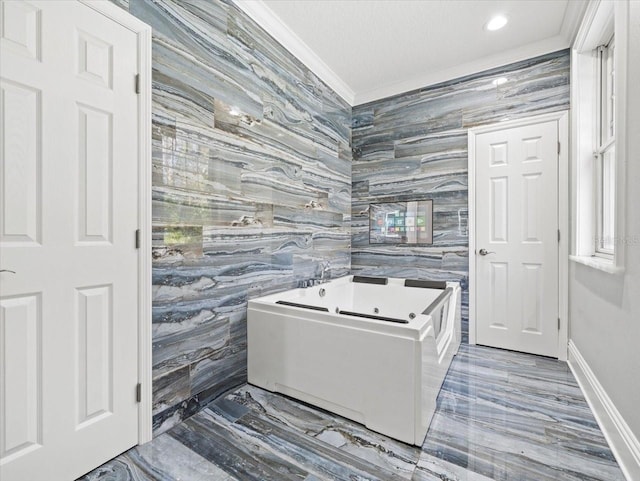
569, 0, 640, 449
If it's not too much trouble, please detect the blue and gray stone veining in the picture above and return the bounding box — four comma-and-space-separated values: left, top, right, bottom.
93, 2, 622, 479
115, 0, 571, 438
351, 49, 570, 342
80, 345, 625, 481
119, 0, 352, 432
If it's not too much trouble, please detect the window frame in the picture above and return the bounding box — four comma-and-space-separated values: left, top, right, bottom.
570, 0, 627, 274
594, 36, 615, 258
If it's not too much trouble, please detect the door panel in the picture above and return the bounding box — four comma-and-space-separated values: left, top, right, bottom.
76, 284, 113, 426
490, 176, 508, 242
521, 263, 542, 332
0, 1, 139, 479
77, 104, 113, 243
0, 294, 42, 460
489, 262, 508, 329
0, 79, 41, 244
475, 120, 559, 357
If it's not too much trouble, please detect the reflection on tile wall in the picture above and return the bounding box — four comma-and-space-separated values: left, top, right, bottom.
351, 50, 570, 342
122, 0, 351, 434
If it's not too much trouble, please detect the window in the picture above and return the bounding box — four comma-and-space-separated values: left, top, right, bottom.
595, 37, 615, 256
571, 0, 626, 272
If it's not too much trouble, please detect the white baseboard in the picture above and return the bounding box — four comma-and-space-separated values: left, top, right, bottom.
568, 340, 640, 481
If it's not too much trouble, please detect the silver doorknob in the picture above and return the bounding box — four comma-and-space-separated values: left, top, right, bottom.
0, 269, 16, 273
478, 249, 495, 256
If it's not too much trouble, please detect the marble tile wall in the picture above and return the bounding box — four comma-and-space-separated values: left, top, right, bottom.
113, 0, 570, 436
351, 50, 571, 341
119, 0, 352, 434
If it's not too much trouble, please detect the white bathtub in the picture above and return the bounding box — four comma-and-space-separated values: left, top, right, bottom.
247, 275, 461, 446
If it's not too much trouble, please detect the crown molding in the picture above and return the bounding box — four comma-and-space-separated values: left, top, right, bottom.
561, 0, 589, 46
234, 0, 575, 107
353, 35, 569, 106
233, 0, 355, 105
573, 0, 615, 52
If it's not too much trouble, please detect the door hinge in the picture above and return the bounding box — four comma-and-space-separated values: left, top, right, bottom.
135, 74, 141, 94
135, 229, 140, 249
557, 142, 561, 155
558, 318, 561, 330
558, 229, 561, 243
136, 383, 142, 403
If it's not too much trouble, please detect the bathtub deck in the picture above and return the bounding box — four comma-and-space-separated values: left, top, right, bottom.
79, 344, 625, 481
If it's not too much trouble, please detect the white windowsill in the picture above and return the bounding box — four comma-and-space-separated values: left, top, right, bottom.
570, 255, 625, 275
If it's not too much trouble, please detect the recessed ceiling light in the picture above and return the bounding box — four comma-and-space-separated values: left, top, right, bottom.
486, 15, 508, 31
492, 77, 508, 86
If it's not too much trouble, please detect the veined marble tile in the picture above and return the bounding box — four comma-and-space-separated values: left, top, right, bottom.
247, 275, 298, 299
152, 395, 202, 436
352, 50, 569, 342
441, 250, 469, 271
83, 344, 624, 481
152, 225, 203, 261
151, 344, 247, 436
132, 0, 264, 119
230, 410, 411, 481
353, 141, 397, 162
274, 205, 344, 230
226, 11, 349, 154
152, 366, 190, 416
412, 453, 495, 481
130, 0, 352, 425
240, 172, 330, 211
152, 72, 216, 135
203, 225, 279, 253
424, 410, 622, 481
225, 385, 336, 435
124, 0, 575, 439
354, 112, 464, 150
200, 227, 319, 284
352, 158, 422, 184
132, 434, 238, 481
73, 404, 206, 481
354, 51, 568, 143
421, 345, 624, 481
190, 348, 247, 407
78, 458, 153, 481
313, 423, 419, 479
153, 146, 244, 200
394, 130, 467, 161
349, 228, 371, 249
152, 307, 229, 376
227, 8, 325, 104
170, 411, 311, 481
351, 249, 449, 270
152, 188, 258, 227
312, 231, 351, 252
462, 86, 569, 128
366, 171, 467, 198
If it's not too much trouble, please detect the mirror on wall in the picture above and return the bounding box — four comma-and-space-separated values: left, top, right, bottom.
369, 199, 433, 245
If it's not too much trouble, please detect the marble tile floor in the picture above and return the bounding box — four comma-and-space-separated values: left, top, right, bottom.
80, 344, 625, 481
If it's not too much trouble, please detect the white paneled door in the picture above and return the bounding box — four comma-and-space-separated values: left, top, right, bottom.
0, 1, 140, 479
474, 120, 559, 357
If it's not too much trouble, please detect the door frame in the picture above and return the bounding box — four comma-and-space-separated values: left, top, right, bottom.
79, 0, 153, 443
467, 111, 569, 360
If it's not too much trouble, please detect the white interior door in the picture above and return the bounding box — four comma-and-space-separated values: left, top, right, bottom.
0, 1, 140, 479
474, 119, 559, 357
